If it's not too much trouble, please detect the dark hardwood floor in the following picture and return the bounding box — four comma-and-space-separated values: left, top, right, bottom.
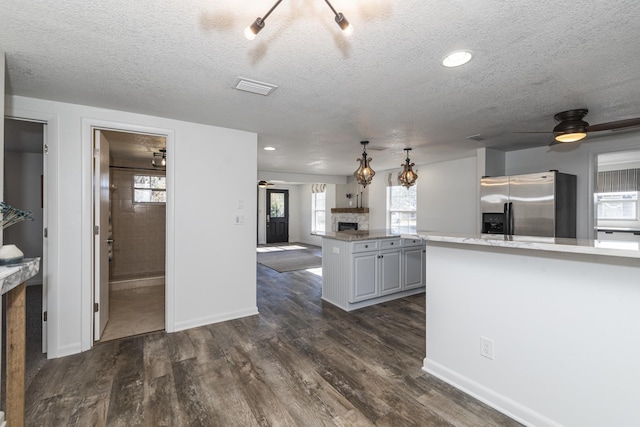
24, 250, 521, 426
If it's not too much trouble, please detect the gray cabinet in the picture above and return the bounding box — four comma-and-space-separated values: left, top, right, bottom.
322, 236, 425, 311
351, 238, 402, 302
353, 252, 378, 301
403, 245, 425, 290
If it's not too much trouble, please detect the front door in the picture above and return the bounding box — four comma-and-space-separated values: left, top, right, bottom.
266, 189, 289, 243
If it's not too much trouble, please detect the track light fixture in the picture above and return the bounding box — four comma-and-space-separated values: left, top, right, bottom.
152, 149, 166, 167
354, 141, 375, 188
398, 148, 418, 188
245, 0, 352, 40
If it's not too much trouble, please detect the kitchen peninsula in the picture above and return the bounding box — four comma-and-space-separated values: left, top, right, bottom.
318, 229, 425, 311
414, 232, 640, 427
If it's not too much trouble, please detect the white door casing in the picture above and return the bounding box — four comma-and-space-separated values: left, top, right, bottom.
42, 125, 48, 351
93, 129, 110, 340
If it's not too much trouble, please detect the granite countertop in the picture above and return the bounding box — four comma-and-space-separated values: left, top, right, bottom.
405, 231, 640, 259
0, 258, 40, 295
315, 228, 418, 242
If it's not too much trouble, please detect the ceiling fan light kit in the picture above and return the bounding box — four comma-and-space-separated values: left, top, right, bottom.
553, 109, 589, 143
354, 141, 375, 188
517, 109, 640, 145
245, 0, 352, 40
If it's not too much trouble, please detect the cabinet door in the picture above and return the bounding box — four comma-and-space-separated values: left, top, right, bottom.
379, 249, 402, 296
352, 252, 378, 302
403, 247, 425, 289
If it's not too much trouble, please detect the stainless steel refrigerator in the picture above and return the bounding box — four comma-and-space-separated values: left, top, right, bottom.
480, 171, 577, 238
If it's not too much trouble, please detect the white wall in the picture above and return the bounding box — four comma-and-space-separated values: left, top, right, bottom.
506, 132, 640, 238
367, 157, 478, 233
424, 242, 640, 427
6, 95, 258, 358
416, 156, 477, 233
3, 151, 43, 285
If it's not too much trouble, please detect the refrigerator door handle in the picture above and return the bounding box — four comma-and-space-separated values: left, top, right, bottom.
503, 202, 510, 235
508, 202, 514, 235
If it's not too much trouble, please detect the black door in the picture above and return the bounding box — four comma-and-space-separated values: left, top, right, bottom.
266, 189, 289, 243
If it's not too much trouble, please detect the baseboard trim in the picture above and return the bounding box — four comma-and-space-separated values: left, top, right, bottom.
173, 306, 259, 332
422, 359, 561, 427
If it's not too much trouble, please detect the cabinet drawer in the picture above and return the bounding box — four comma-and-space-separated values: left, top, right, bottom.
402, 238, 423, 247
352, 240, 378, 253
380, 239, 401, 250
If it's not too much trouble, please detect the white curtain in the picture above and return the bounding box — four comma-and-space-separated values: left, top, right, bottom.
311, 183, 326, 193
597, 169, 640, 192
386, 172, 400, 187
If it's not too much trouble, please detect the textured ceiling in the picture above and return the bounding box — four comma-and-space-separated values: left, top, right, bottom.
3, 0, 640, 176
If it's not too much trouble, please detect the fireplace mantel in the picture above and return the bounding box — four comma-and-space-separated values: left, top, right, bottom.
331, 208, 369, 214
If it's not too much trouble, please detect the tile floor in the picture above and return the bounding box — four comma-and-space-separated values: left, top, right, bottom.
98, 285, 165, 342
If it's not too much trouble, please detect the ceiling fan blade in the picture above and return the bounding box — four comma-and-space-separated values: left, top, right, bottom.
586, 117, 640, 132
513, 131, 552, 134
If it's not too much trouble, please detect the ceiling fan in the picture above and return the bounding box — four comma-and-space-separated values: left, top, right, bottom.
258, 180, 274, 188
516, 109, 640, 145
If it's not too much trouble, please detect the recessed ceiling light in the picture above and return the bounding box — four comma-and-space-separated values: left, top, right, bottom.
442, 50, 473, 67
264, 146, 276, 151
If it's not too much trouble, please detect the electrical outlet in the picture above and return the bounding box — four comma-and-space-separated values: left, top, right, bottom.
480, 336, 494, 360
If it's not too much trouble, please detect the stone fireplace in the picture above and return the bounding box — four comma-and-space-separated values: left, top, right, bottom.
331, 208, 369, 231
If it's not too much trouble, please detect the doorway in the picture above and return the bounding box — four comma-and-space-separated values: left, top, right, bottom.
93, 129, 167, 342
3, 118, 49, 371
595, 150, 640, 241
266, 189, 289, 243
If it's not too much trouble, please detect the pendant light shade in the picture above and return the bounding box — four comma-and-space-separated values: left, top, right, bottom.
398, 148, 418, 188
354, 141, 375, 188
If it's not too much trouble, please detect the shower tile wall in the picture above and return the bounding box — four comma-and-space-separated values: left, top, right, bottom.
110, 168, 166, 281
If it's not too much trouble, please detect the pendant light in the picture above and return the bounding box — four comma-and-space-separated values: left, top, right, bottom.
398, 148, 418, 188
354, 141, 375, 188
152, 149, 166, 167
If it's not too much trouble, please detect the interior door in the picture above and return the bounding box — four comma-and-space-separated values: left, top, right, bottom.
266, 189, 289, 243
93, 129, 110, 340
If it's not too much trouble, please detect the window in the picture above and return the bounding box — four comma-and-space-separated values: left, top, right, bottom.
387, 185, 417, 229
312, 191, 326, 233
596, 191, 638, 220
133, 175, 166, 203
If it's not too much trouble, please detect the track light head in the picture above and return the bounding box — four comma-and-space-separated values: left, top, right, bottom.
335, 12, 353, 36
244, 18, 265, 40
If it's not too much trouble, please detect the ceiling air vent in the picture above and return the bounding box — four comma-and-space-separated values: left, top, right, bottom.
234, 77, 278, 96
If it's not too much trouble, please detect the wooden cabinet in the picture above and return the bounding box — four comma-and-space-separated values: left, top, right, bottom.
322, 236, 425, 311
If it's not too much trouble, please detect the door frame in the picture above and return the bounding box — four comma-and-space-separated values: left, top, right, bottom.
5, 110, 55, 356
82, 118, 175, 351
266, 188, 289, 243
